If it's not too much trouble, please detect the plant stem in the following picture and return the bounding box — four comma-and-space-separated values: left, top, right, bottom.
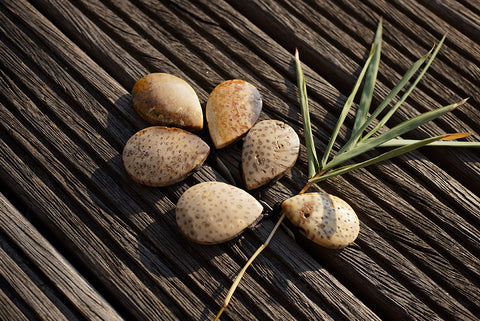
299, 169, 325, 194
214, 213, 286, 321
214, 176, 315, 320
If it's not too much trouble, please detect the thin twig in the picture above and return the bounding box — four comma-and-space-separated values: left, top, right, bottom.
299, 170, 325, 194
213, 213, 286, 320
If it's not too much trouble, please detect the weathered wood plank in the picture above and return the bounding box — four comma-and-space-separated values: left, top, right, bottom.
0, 1, 386, 318
0, 130, 189, 320
0, 288, 30, 321
0, 17, 350, 320
73, 0, 225, 100
0, 193, 124, 321
458, 0, 480, 13
28, 0, 145, 88
0, 53, 196, 319
0, 0, 141, 134
0, 238, 71, 320
416, 0, 480, 43
0, 0, 479, 320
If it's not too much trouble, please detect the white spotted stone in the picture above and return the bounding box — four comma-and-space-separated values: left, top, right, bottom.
281, 192, 359, 249
206, 79, 262, 148
176, 182, 263, 244
123, 126, 209, 187
242, 120, 299, 190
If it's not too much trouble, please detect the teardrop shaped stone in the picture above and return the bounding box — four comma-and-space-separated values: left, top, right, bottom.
176, 181, 263, 244
281, 192, 359, 249
206, 80, 262, 148
132, 73, 203, 131
242, 120, 299, 190
123, 126, 209, 187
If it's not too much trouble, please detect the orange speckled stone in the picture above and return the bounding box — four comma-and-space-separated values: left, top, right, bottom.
206, 80, 262, 148
132, 73, 203, 131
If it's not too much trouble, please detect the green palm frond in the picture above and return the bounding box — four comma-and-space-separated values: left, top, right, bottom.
295, 21, 479, 186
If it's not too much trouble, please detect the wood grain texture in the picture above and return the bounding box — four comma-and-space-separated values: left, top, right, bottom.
0, 235, 72, 321
0, 9, 369, 319
0, 0, 479, 319
0, 193, 123, 321
0, 288, 30, 321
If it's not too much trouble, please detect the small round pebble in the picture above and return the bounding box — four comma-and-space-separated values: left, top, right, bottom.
242, 120, 299, 190
122, 126, 209, 187
281, 192, 359, 249
176, 182, 264, 244
132, 73, 203, 131
206, 79, 262, 148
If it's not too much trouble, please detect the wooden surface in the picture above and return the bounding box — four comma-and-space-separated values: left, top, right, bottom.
0, 0, 479, 320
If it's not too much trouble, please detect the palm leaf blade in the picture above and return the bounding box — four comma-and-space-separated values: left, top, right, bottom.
379, 134, 480, 148
356, 49, 432, 140
352, 20, 382, 139
323, 98, 468, 171
295, 49, 319, 178
321, 42, 377, 168
310, 134, 449, 183
363, 35, 446, 140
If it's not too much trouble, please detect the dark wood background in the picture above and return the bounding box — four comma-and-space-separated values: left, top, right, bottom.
1, 0, 479, 320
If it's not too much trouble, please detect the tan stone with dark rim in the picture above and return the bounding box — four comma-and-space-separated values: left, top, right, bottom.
132, 73, 203, 131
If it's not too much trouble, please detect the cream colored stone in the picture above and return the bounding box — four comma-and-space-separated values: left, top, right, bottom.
176, 182, 263, 244
282, 192, 359, 249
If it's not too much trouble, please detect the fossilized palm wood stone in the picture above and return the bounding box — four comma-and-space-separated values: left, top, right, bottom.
176, 182, 263, 244
242, 120, 300, 190
282, 193, 360, 249
206, 79, 262, 148
123, 126, 209, 187
132, 73, 203, 131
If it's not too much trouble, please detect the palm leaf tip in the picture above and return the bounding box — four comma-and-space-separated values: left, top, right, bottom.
441, 133, 471, 141
450, 97, 469, 111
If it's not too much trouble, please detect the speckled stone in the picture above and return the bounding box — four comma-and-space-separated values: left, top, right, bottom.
122, 126, 209, 187
281, 192, 359, 249
176, 181, 264, 244
132, 73, 203, 131
242, 120, 299, 190
206, 79, 262, 148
